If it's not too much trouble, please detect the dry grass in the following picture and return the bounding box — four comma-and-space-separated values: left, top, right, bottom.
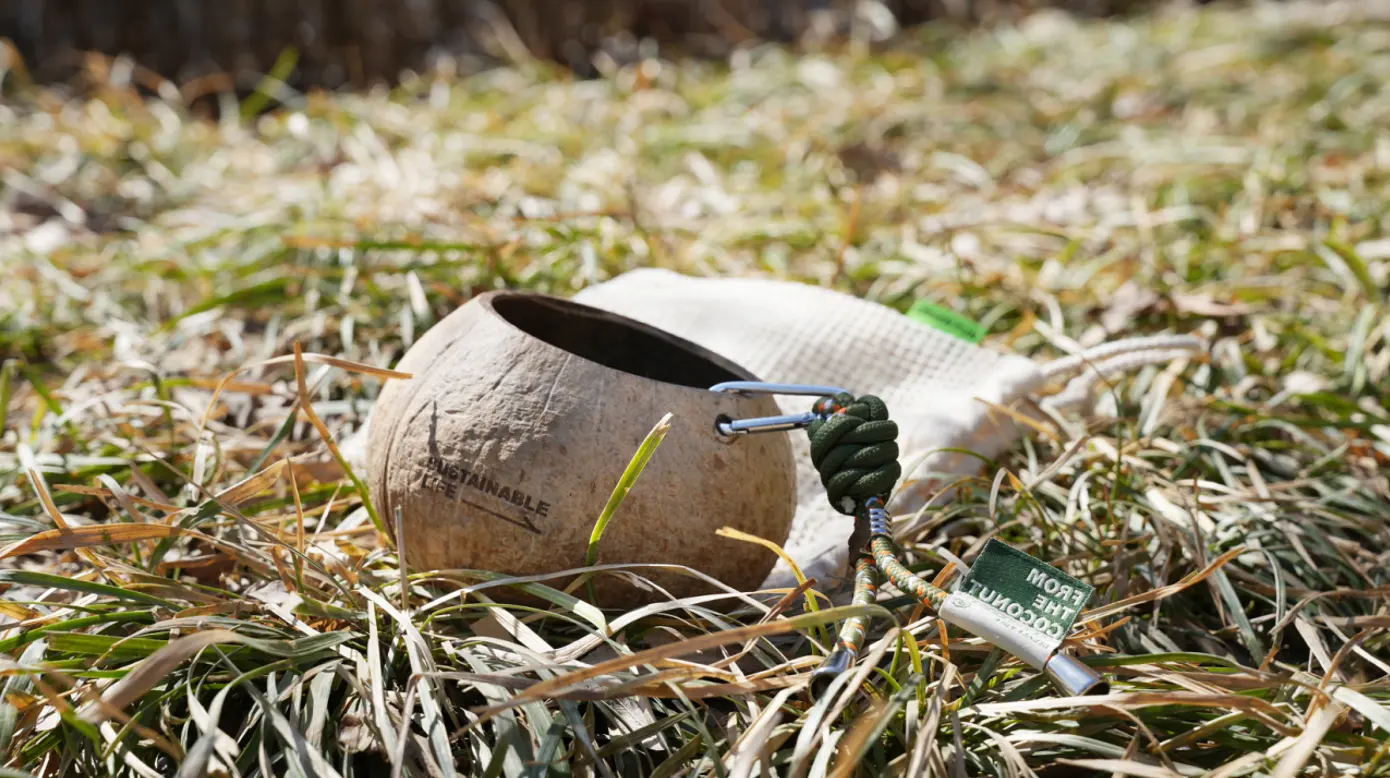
2, 0, 1390, 776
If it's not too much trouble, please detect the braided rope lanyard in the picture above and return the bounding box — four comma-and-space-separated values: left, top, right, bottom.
802, 392, 947, 685
710, 382, 1107, 698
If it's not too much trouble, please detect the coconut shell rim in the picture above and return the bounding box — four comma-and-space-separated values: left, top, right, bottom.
468, 288, 776, 399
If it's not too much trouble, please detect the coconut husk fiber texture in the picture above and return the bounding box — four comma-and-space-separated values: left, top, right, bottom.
365, 290, 798, 608
5, 0, 1198, 90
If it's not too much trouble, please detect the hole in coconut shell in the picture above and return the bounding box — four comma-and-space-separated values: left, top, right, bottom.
490, 293, 751, 389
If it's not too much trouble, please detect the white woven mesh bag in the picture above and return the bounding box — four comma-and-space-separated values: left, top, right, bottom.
573, 267, 1204, 590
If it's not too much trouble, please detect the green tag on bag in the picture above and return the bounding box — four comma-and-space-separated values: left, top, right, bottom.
939, 539, 1093, 665
906, 300, 986, 344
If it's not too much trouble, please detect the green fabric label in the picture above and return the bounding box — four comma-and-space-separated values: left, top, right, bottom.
906, 300, 986, 344
954, 539, 1093, 643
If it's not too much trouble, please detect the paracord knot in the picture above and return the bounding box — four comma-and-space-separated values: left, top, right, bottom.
806, 393, 902, 515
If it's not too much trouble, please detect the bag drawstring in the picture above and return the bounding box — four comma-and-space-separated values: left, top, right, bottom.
1034, 333, 1205, 412
1042, 347, 1203, 411
1040, 334, 1205, 380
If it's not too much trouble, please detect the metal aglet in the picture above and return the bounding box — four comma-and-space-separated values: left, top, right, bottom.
809, 648, 856, 698
709, 381, 850, 438
1043, 652, 1109, 697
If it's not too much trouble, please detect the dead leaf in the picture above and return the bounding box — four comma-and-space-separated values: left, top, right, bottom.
1101, 281, 1161, 332
259, 351, 411, 380
1171, 292, 1257, 317
213, 459, 286, 507
0, 523, 185, 559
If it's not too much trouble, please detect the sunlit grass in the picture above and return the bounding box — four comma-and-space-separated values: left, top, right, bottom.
2, 0, 1389, 775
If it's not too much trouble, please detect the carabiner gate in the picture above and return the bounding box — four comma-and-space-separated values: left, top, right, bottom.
708, 381, 850, 437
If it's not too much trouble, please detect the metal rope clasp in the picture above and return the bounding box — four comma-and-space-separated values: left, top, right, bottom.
707, 381, 849, 437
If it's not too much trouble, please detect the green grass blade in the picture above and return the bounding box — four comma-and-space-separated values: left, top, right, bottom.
1321, 240, 1383, 303
0, 610, 156, 655
241, 46, 300, 121
0, 641, 47, 754
159, 279, 291, 332
0, 571, 175, 608
0, 359, 15, 439
586, 413, 673, 570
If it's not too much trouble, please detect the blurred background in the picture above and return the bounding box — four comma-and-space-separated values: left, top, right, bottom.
5, 0, 1175, 89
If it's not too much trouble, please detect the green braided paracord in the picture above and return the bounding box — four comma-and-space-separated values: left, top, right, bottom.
871, 534, 947, 609
807, 393, 902, 514
811, 552, 883, 696
836, 554, 881, 653
809, 391, 952, 693
805, 389, 1106, 700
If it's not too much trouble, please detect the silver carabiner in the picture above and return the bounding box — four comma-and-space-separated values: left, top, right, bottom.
708, 381, 850, 437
